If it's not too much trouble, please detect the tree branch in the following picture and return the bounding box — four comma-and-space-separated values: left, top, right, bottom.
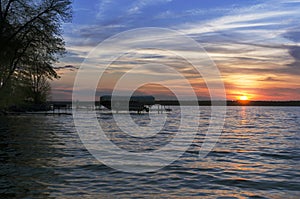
0, 0, 3, 21
3, 0, 14, 21
1, 37, 35, 89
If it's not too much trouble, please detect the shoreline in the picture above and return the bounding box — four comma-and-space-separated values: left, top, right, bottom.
49, 100, 300, 106
155, 100, 300, 106
2, 100, 300, 115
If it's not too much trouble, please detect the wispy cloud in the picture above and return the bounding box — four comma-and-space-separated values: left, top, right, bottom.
54, 65, 78, 71
96, 0, 113, 19
155, 7, 233, 20
54, 0, 300, 100
127, 0, 173, 15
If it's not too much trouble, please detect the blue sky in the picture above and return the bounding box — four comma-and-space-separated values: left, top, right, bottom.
52, 0, 300, 100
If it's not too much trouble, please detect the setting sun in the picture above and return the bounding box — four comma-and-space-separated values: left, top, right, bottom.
239, 95, 249, 101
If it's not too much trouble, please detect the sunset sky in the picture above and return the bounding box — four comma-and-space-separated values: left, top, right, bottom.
52, 0, 300, 101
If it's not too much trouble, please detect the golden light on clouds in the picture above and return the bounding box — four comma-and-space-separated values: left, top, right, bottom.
50, 0, 300, 101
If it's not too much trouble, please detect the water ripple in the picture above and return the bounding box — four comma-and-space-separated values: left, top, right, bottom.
0, 107, 300, 198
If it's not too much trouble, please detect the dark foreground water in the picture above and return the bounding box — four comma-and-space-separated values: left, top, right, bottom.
0, 107, 299, 198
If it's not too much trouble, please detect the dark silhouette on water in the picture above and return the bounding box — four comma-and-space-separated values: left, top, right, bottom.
100, 95, 155, 113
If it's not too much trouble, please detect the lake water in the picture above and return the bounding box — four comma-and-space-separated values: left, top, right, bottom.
0, 106, 299, 198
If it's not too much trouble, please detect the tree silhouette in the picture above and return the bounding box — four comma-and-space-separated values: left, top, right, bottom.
0, 0, 72, 108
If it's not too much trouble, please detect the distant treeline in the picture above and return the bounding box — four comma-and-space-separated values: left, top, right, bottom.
155, 100, 300, 106
47, 100, 300, 107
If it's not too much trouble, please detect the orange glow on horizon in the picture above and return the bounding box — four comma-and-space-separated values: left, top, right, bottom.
238, 95, 249, 101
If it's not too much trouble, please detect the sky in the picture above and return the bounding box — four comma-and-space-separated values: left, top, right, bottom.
52, 0, 300, 101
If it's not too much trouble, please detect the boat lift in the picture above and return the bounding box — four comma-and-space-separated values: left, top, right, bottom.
99, 95, 171, 113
